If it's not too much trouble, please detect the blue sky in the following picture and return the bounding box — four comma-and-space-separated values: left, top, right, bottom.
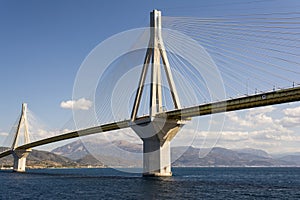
0, 0, 299, 153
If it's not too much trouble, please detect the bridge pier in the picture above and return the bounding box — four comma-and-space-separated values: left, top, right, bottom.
10, 103, 31, 172
130, 10, 186, 177
142, 137, 172, 176
131, 117, 185, 176
12, 149, 31, 172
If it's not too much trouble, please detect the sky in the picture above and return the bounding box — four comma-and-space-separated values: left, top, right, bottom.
0, 0, 299, 153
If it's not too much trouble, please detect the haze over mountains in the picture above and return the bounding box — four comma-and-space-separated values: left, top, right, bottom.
1, 139, 300, 169
51, 139, 300, 167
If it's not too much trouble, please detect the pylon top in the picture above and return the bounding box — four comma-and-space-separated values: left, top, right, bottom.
11, 103, 30, 149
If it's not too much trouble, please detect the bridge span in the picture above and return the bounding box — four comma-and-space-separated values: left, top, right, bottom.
1, 86, 300, 174
0, 10, 299, 176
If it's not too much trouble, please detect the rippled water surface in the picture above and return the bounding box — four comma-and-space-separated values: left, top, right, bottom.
0, 167, 299, 199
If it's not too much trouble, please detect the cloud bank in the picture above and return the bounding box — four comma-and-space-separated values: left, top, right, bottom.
60, 98, 92, 110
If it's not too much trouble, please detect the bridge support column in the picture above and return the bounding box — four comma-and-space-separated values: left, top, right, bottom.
131, 117, 185, 176
10, 103, 31, 172
130, 10, 186, 177
142, 136, 172, 176
12, 149, 31, 172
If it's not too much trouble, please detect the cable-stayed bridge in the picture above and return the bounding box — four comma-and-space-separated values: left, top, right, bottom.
0, 10, 299, 176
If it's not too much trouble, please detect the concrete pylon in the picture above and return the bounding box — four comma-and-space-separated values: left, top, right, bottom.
130, 10, 187, 176
11, 103, 31, 172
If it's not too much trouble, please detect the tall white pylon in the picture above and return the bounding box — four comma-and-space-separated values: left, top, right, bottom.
11, 103, 31, 172
131, 9, 181, 121
131, 10, 187, 177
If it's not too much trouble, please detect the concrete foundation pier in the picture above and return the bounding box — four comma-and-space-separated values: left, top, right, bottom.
12, 149, 31, 172
131, 117, 185, 176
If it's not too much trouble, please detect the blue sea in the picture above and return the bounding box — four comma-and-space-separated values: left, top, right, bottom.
0, 167, 299, 199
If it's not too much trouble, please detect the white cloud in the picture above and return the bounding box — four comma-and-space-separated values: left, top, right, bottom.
247, 105, 276, 115
283, 106, 300, 117
276, 106, 300, 128
278, 116, 300, 128
251, 113, 273, 125
245, 106, 275, 126
225, 109, 275, 129
195, 130, 249, 141
0, 132, 8, 136
60, 98, 92, 110
226, 112, 253, 127
28, 128, 75, 143
220, 131, 249, 140
35, 129, 59, 138
179, 103, 300, 154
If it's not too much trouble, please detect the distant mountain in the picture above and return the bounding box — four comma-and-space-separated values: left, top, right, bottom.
51, 140, 89, 160
51, 139, 143, 167
173, 146, 295, 167
272, 152, 300, 159
27, 150, 79, 168
0, 147, 104, 169
2, 140, 298, 169
76, 154, 104, 167
51, 140, 300, 167
278, 155, 300, 166
235, 148, 271, 158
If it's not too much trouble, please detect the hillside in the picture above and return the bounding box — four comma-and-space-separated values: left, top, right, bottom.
173, 147, 295, 167
52, 139, 143, 167
0, 147, 104, 169
51, 140, 300, 167
2, 139, 299, 169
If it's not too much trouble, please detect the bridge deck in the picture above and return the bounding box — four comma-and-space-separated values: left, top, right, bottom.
164, 86, 300, 119
0, 86, 300, 158
0, 150, 12, 158
0, 120, 130, 158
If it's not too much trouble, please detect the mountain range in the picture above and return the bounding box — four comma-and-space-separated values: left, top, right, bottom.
1, 139, 299, 169
51, 139, 300, 167
0, 146, 103, 169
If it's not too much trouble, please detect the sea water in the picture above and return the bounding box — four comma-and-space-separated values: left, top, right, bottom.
0, 167, 299, 199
